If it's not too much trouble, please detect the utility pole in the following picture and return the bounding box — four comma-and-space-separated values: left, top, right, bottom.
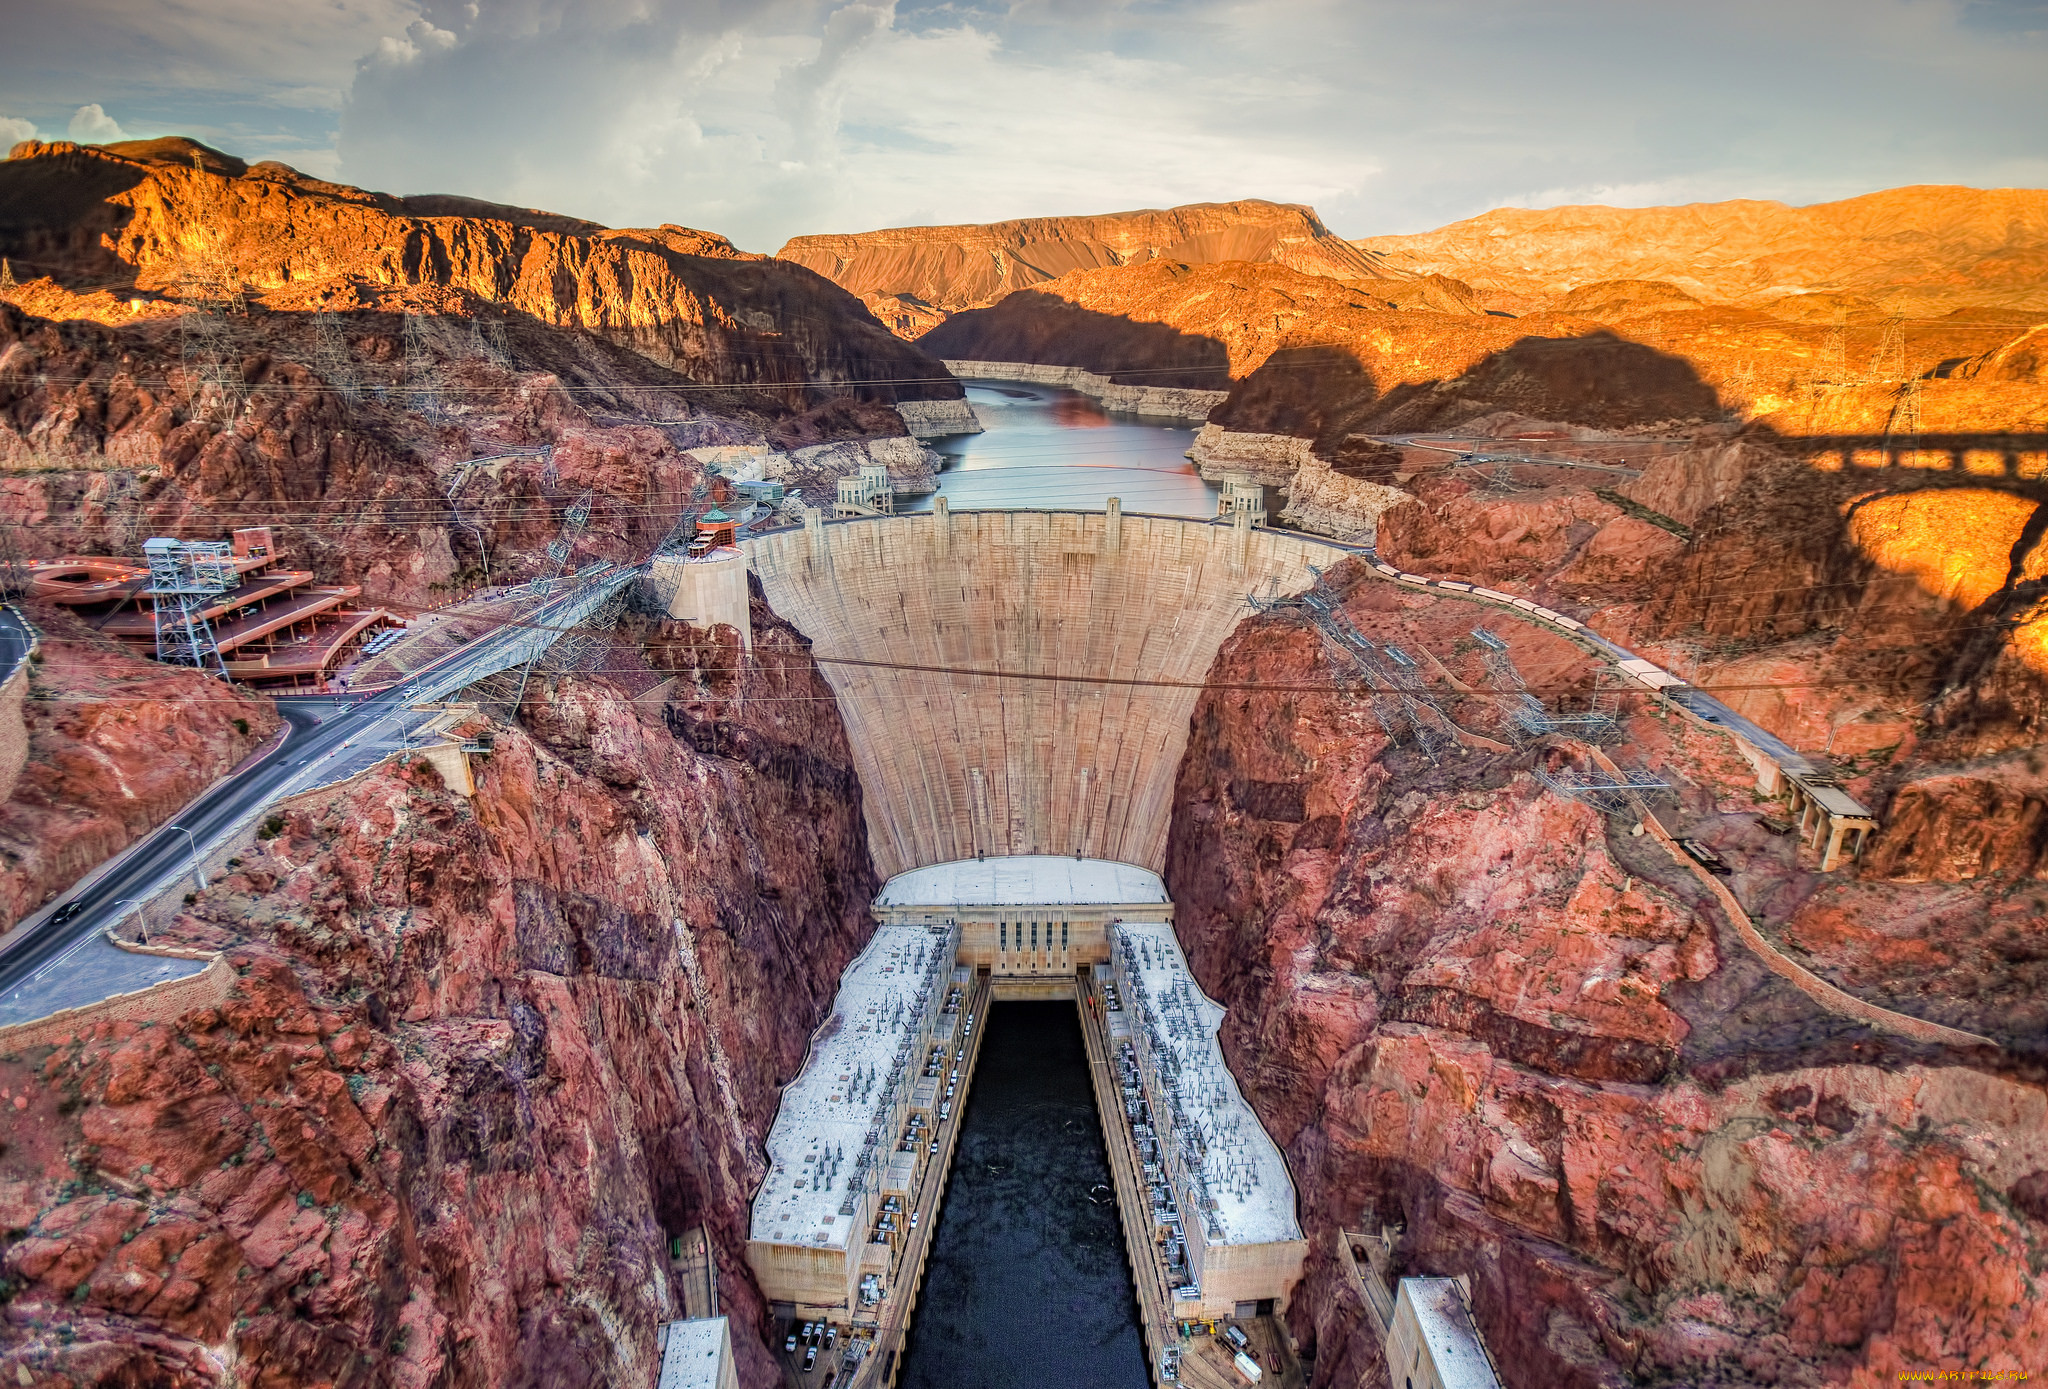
166, 824, 207, 891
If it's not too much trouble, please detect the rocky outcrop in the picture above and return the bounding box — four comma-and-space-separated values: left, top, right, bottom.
1861, 775, 2047, 882
777, 199, 1402, 336
1275, 452, 1414, 544
1355, 185, 2048, 314
1164, 566, 2047, 1387
892, 398, 983, 438
0, 600, 879, 1389
0, 625, 276, 930
942, 360, 1226, 423
0, 137, 962, 412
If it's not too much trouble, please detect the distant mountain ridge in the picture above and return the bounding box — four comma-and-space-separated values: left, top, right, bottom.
1354, 185, 2048, 315
0, 135, 954, 407
776, 199, 1402, 337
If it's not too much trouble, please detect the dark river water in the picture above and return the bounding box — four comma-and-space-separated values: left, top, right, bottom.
895, 1001, 1151, 1389
902, 380, 1219, 517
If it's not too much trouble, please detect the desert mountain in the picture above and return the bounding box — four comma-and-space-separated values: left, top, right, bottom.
0, 136, 956, 408
776, 198, 1412, 337
1356, 184, 2048, 315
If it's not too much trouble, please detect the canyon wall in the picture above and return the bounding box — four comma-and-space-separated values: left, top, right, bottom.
777, 199, 1400, 337
942, 360, 1226, 423
1164, 562, 2046, 1387
0, 622, 277, 929
745, 511, 1354, 879
1354, 184, 2048, 314
0, 599, 879, 1389
0, 138, 961, 412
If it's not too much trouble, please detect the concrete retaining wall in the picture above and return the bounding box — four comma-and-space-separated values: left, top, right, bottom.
0, 658, 27, 804
747, 511, 1353, 879
0, 946, 232, 1054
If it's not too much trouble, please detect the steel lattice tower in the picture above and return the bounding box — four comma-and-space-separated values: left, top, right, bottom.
143, 538, 236, 674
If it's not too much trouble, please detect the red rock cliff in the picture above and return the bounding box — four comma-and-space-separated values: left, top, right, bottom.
0, 598, 880, 1389
1165, 563, 2047, 1387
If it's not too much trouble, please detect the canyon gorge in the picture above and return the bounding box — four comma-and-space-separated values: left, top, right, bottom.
2, 133, 2045, 1389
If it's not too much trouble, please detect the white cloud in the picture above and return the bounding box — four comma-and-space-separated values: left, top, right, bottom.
67, 104, 127, 142
6, 0, 2045, 247
0, 116, 36, 148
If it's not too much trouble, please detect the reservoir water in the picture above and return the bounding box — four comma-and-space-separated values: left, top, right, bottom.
895, 1001, 1150, 1389
903, 381, 1219, 517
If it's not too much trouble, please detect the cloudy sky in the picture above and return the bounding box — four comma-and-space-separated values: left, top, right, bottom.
2, 0, 2044, 251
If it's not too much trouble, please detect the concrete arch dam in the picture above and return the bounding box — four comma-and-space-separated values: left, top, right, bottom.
745, 510, 1351, 878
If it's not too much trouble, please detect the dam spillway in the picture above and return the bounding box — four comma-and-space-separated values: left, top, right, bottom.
744, 509, 1352, 878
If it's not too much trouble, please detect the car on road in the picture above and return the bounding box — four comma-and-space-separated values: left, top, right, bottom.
784, 1330, 798, 1354
50, 901, 85, 925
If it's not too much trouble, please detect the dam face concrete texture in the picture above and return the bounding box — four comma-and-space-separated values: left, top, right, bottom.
746, 511, 1350, 878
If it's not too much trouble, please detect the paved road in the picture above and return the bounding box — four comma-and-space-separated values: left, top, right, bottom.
0, 568, 637, 1016
0, 604, 34, 686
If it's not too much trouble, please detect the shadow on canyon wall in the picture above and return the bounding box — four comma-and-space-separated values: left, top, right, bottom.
916, 295, 1233, 389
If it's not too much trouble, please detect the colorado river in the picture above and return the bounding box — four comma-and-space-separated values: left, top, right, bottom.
905, 381, 1219, 516
895, 1002, 1149, 1389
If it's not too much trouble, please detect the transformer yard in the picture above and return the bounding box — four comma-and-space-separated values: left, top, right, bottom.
748, 860, 1308, 1388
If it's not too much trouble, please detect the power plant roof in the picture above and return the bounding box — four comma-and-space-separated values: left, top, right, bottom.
749, 920, 953, 1252
1113, 920, 1302, 1248
877, 856, 1169, 909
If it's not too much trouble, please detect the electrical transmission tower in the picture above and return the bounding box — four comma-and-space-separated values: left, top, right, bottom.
1885, 377, 1925, 449
143, 538, 235, 674
174, 242, 248, 422
469, 318, 512, 369
309, 312, 362, 405
401, 314, 438, 416
1818, 308, 1849, 385
0, 258, 15, 291
1867, 311, 1907, 383
1470, 628, 1618, 743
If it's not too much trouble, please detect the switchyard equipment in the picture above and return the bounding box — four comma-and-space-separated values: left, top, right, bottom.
1251, 573, 1457, 759
1110, 921, 1306, 1321
747, 919, 962, 1317
1530, 761, 1670, 813
1469, 628, 1619, 744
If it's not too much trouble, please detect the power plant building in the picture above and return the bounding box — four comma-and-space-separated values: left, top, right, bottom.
874, 856, 1170, 998
746, 919, 961, 1315
1110, 921, 1306, 1319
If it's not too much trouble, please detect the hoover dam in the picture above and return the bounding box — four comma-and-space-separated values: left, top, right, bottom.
746, 506, 1350, 878
5, 114, 2045, 1389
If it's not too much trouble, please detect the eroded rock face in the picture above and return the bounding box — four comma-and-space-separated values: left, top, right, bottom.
0, 138, 958, 411
0, 625, 278, 928
1353, 185, 2048, 316
1164, 571, 2048, 1387
778, 199, 1411, 337
0, 601, 878, 1389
